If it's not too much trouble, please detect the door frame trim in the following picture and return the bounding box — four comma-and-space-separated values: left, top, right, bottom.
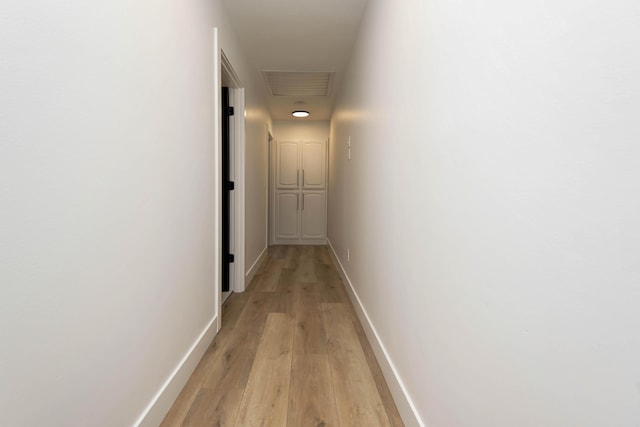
220, 50, 246, 294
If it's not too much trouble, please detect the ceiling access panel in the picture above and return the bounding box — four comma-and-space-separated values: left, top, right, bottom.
262, 71, 335, 97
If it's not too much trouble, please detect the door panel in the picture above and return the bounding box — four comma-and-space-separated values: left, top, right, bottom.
277, 141, 299, 189
301, 192, 326, 239
276, 192, 299, 239
302, 140, 326, 189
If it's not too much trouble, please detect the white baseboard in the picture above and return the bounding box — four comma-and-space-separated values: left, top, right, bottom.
134, 315, 218, 427
245, 246, 268, 288
272, 239, 327, 246
326, 240, 425, 427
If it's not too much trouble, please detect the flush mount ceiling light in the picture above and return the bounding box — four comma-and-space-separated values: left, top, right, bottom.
292, 110, 310, 118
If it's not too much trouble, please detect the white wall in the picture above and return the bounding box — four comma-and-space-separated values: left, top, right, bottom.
329, 0, 640, 426
273, 120, 330, 141
0, 0, 269, 425
242, 82, 271, 280
244, 113, 271, 277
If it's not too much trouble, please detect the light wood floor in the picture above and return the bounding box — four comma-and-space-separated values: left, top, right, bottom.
161, 245, 404, 427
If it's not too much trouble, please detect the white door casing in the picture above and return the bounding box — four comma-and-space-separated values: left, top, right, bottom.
220, 51, 246, 295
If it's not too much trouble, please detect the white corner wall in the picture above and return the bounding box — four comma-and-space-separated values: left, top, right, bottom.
0, 0, 269, 425
243, 96, 271, 284
329, 0, 640, 426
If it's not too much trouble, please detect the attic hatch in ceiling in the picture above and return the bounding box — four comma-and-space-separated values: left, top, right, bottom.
262, 71, 335, 97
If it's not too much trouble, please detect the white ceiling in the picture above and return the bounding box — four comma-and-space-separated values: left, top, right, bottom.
222, 0, 369, 121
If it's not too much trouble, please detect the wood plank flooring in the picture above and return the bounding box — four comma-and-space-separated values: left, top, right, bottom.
161, 245, 404, 427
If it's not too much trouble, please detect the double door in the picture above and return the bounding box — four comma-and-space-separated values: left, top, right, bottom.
274, 140, 327, 243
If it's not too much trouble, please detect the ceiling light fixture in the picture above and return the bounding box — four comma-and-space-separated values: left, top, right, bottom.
292, 110, 310, 118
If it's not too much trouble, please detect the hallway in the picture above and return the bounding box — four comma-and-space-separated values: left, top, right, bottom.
161, 245, 403, 426
3, 0, 639, 425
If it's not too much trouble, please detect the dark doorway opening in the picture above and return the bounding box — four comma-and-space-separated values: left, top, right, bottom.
221, 86, 234, 292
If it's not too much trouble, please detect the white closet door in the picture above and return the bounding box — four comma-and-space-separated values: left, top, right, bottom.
301, 140, 326, 189
277, 140, 300, 189
301, 191, 326, 239
275, 191, 299, 239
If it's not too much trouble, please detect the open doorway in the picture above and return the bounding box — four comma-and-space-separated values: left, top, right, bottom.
221, 86, 232, 303
220, 51, 246, 305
